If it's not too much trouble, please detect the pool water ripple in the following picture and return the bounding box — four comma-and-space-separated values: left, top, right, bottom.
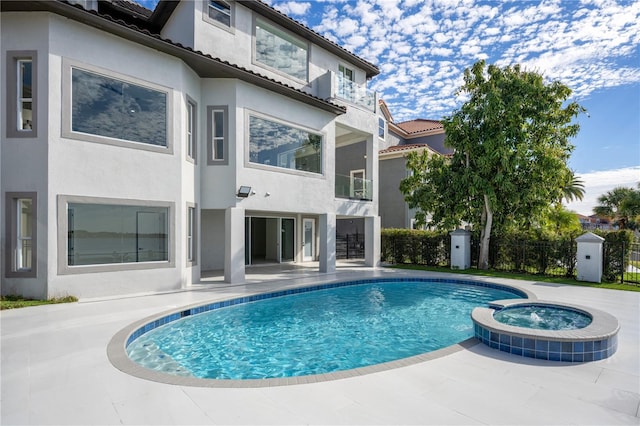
127, 280, 523, 380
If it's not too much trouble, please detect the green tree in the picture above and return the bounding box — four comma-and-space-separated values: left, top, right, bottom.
561, 173, 585, 204
401, 60, 584, 269
541, 204, 583, 237
594, 185, 640, 230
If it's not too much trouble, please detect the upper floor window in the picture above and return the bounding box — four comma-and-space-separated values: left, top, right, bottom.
208, 0, 231, 26
255, 18, 308, 82
337, 64, 354, 99
378, 117, 385, 138
207, 106, 228, 165
248, 114, 322, 175
5, 192, 37, 278
62, 59, 173, 154
186, 98, 197, 162
18, 60, 33, 130
6, 51, 37, 138
71, 68, 167, 146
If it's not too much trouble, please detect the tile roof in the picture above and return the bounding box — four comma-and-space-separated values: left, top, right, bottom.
136, 0, 379, 78
239, 1, 380, 78
379, 144, 436, 155
108, 0, 153, 18
396, 119, 444, 134
1, 0, 346, 115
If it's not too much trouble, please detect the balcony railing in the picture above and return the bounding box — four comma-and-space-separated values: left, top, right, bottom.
335, 75, 376, 111
335, 174, 372, 201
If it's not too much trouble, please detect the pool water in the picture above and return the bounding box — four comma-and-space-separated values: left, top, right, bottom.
127, 280, 522, 380
493, 305, 592, 330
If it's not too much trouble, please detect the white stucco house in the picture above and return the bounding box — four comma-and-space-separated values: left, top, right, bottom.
1, 0, 382, 299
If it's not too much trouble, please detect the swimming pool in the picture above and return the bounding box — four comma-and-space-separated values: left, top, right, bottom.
119, 278, 526, 383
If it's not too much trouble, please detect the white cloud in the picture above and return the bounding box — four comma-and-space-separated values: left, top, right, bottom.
273, 1, 311, 16
311, 0, 640, 126
565, 166, 640, 215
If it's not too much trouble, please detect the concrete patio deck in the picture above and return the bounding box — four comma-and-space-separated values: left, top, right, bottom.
2, 265, 639, 425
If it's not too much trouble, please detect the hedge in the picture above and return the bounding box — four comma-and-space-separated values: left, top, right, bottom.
381, 228, 635, 282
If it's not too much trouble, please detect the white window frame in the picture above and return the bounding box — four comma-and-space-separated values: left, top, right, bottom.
5, 192, 37, 278
186, 203, 197, 266
186, 96, 197, 163
17, 59, 33, 131
6, 51, 37, 138
337, 64, 355, 97
207, 105, 228, 165
203, 0, 234, 31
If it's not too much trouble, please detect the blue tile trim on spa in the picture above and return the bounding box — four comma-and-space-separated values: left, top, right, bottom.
474, 323, 618, 362
125, 277, 528, 347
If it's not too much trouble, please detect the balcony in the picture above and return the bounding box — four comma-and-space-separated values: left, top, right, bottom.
335, 173, 372, 201
317, 71, 377, 112
335, 75, 376, 111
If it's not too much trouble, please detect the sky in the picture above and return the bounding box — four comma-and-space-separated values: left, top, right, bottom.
139, 0, 640, 215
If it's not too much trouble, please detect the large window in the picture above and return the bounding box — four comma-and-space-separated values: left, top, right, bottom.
62, 60, 172, 153
248, 115, 322, 174
66, 202, 169, 266
5, 192, 37, 278
255, 18, 308, 81
207, 106, 228, 165
70, 67, 167, 146
6, 51, 37, 138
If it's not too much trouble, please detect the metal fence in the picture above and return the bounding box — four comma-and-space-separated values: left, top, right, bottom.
381, 232, 639, 285
336, 234, 365, 259
471, 238, 577, 278
620, 241, 639, 285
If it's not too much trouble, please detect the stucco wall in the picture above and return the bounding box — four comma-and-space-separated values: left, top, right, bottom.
379, 157, 408, 229
200, 209, 225, 271
5, 13, 200, 299
1, 13, 51, 298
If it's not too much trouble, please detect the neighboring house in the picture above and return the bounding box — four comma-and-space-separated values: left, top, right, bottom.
576, 214, 614, 231
1, 0, 381, 299
377, 100, 453, 229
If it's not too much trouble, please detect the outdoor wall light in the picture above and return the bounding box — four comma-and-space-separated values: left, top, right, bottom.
237, 186, 252, 198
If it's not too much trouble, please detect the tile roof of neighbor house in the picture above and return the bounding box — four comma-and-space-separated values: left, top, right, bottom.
1, 0, 348, 115
396, 119, 444, 134
379, 143, 441, 157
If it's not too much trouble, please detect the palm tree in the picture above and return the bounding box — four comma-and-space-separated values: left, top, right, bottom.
562, 173, 585, 203
593, 186, 636, 229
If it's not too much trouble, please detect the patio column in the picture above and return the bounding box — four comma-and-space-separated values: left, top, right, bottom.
365, 215, 381, 267
319, 213, 336, 273
224, 206, 245, 283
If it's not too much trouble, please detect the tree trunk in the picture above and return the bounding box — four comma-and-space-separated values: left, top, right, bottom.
478, 194, 493, 270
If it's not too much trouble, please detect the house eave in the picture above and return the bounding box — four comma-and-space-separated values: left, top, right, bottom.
238, 0, 380, 79
1, 0, 347, 116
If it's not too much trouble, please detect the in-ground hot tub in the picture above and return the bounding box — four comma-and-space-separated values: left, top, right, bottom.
471, 300, 619, 362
